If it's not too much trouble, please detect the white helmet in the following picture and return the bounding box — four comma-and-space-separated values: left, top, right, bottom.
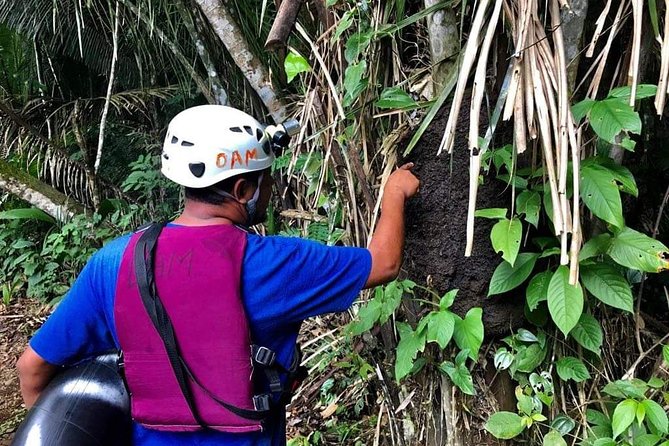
161, 105, 274, 188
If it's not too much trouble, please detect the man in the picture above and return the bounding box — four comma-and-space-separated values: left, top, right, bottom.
17, 105, 419, 445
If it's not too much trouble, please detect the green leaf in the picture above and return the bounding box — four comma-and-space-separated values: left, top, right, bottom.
439, 361, 475, 395
379, 281, 403, 324
516, 387, 535, 415
635, 434, 661, 446
453, 307, 484, 360
556, 356, 591, 382
543, 430, 567, 446
395, 322, 426, 381
612, 399, 638, 439
494, 348, 514, 370
342, 61, 368, 107
332, 9, 354, 41
491, 218, 523, 266
515, 343, 547, 373
579, 233, 612, 261
0, 208, 56, 223
349, 298, 382, 335
284, 51, 311, 83
603, 379, 648, 399
375, 86, 417, 109
589, 98, 642, 143
642, 400, 669, 434
439, 289, 458, 311
344, 31, 372, 63
551, 414, 577, 435
526, 271, 551, 311
573, 98, 596, 122
581, 163, 624, 228
649, 0, 660, 38
648, 377, 665, 389
570, 313, 603, 355
548, 266, 584, 337
592, 439, 616, 446
580, 263, 633, 312
608, 84, 658, 100
426, 311, 455, 349
485, 412, 525, 439
488, 253, 540, 296
587, 409, 612, 427
475, 208, 508, 219
593, 157, 638, 197
608, 227, 669, 273
663, 345, 669, 364
637, 400, 647, 426
516, 190, 541, 228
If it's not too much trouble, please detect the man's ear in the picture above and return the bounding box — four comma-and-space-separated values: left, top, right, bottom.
231, 177, 251, 203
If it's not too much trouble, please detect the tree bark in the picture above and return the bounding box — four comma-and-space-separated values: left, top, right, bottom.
194, 0, 288, 123
424, 0, 459, 95
0, 158, 86, 222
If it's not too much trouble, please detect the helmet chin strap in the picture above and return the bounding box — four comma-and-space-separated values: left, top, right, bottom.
212, 173, 264, 227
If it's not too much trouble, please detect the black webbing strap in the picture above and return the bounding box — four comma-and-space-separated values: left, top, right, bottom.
133, 222, 269, 424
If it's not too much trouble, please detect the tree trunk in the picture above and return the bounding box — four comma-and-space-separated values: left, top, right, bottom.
194, 0, 288, 123
424, 0, 460, 95
0, 158, 86, 222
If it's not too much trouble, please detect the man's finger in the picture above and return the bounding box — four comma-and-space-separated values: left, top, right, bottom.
399, 162, 414, 170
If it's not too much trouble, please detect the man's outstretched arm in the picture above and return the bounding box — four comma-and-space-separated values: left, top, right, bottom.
365, 163, 419, 288
17, 346, 59, 407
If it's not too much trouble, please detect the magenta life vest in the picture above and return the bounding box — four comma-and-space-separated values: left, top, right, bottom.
114, 224, 263, 433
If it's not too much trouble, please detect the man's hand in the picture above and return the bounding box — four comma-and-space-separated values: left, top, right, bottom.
384, 163, 420, 200
365, 162, 421, 288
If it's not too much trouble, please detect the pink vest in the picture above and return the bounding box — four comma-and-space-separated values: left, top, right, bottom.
114, 224, 261, 433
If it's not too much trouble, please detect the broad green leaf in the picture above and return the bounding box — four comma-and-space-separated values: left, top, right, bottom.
587, 409, 611, 427
489, 253, 540, 296
516, 387, 535, 416
608, 84, 658, 100
581, 164, 624, 228
491, 218, 523, 266
592, 439, 616, 446
475, 208, 507, 219
485, 411, 525, 439
426, 311, 455, 349
637, 401, 646, 426
642, 400, 669, 434
453, 308, 484, 360
635, 434, 661, 446
439, 361, 475, 395
515, 343, 546, 373
663, 345, 669, 364
551, 414, 576, 435
548, 266, 584, 337
579, 233, 612, 261
556, 356, 591, 382
526, 271, 551, 311
344, 31, 372, 63
342, 61, 368, 107
0, 208, 55, 223
284, 51, 311, 83
612, 399, 638, 438
608, 227, 669, 273
517, 328, 539, 343
395, 322, 426, 381
516, 190, 541, 228
380, 281, 403, 324
439, 289, 458, 311
603, 379, 648, 399
494, 348, 514, 370
591, 157, 638, 197
543, 430, 567, 446
648, 377, 665, 389
580, 263, 633, 312
348, 298, 382, 335
332, 9, 354, 41
589, 98, 642, 143
375, 86, 417, 109
573, 98, 596, 122
570, 313, 603, 355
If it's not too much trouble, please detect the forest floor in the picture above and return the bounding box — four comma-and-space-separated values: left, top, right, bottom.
0, 298, 49, 445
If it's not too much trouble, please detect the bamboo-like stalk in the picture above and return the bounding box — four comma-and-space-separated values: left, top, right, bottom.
587, 1, 628, 99
437, 0, 491, 155
628, 0, 643, 105
465, 0, 503, 257
655, 2, 669, 114
551, 0, 571, 265
514, 79, 528, 154
568, 113, 582, 284
586, 0, 612, 58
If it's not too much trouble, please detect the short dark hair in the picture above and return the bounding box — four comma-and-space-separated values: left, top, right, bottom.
184, 170, 262, 205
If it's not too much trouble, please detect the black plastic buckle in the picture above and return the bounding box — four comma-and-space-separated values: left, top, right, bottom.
254, 346, 276, 367
253, 394, 272, 411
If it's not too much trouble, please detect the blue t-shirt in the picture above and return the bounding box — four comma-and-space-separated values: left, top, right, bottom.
30, 226, 372, 446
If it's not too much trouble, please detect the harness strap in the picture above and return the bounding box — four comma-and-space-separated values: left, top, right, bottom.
134, 222, 270, 425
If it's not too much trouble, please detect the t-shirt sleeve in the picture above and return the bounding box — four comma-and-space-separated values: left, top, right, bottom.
29, 243, 123, 366
243, 236, 371, 326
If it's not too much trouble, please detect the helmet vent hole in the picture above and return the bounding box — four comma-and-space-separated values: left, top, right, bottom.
189, 163, 206, 178
230, 127, 243, 133
256, 128, 263, 141
244, 126, 253, 135
181, 140, 194, 147
171, 136, 179, 144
